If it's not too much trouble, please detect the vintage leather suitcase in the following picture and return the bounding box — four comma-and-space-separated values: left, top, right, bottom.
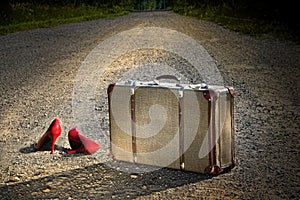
107, 75, 235, 175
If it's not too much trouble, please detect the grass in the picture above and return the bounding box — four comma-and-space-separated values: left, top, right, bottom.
0, 3, 129, 36
173, 5, 299, 42
1, 3, 299, 43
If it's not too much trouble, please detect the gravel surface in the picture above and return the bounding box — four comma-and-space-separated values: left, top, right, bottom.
0, 11, 299, 199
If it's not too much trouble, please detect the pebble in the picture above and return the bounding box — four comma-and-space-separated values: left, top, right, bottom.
8, 176, 20, 182
142, 185, 147, 190
42, 189, 51, 193
130, 175, 138, 179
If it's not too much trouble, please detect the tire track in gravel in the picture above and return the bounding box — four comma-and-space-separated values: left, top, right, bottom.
0, 11, 299, 199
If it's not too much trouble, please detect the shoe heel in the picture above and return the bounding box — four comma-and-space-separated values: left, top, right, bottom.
51, 133, 60, 154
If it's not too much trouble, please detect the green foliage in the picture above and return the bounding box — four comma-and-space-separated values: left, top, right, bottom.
173, 2, 299, 42
1, 0, 298, 42
0, 3, 130, 35
133, 0, 172, 11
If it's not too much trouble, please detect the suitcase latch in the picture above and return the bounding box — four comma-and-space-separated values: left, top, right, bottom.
189, 83, 208, 90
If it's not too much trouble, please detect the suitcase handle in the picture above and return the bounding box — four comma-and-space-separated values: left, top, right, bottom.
154, 75, 181, 85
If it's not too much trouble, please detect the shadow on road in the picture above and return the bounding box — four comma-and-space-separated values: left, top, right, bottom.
19, 144, 69, 154
0, 162, 211, 199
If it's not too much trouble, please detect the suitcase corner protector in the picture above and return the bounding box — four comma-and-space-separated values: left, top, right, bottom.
107, 83, 116, 94
204, 165, 221, 176
225, 86, 236, 98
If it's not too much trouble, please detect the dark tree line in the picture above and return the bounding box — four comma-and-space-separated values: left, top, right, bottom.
0, 0, 136, 22
173, 0, 298, 24
2, 0, 297, 16
1, 0, 134, 7
1, 0, 298, 27
1, 0, 12, 21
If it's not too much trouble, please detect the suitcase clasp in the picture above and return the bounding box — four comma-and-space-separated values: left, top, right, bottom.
189, 83, 208, 90
125, 80, 137, 95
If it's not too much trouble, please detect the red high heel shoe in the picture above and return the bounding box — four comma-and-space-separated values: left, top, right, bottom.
34, 118, 62, 154
68, 126, 99, 155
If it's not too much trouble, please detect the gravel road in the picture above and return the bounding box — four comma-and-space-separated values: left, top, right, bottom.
0, 11, 299, 199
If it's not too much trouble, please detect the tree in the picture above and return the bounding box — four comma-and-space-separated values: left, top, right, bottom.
0, 0, 12, 24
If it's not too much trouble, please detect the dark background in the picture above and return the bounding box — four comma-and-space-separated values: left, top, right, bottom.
1, 0, 299, 35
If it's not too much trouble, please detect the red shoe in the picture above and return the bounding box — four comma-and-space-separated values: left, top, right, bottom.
34, 118, 62, 154
68, 126, 99, 155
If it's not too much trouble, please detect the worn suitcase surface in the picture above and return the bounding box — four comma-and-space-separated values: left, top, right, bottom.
107, 75, 235, 175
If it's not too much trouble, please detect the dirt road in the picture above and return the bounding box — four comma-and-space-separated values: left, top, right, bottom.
0, 11, 299, 199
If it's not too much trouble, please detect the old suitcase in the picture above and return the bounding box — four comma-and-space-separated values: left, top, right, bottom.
107, 75, 235, 175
